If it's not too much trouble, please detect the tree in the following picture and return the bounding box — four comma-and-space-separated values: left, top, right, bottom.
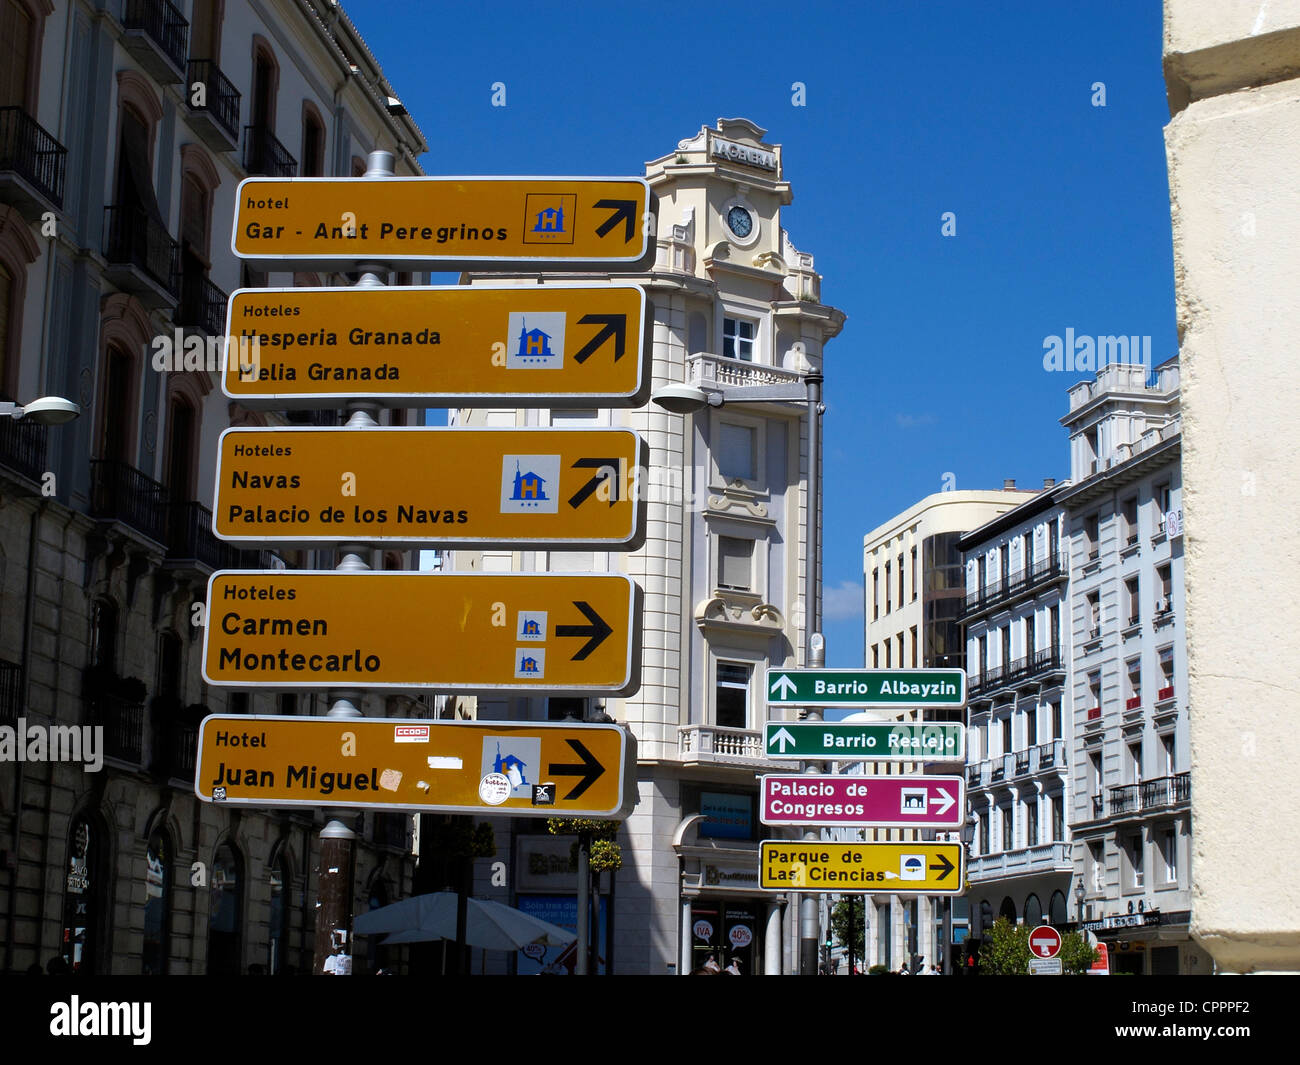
830, 896, 866, 954
978, 918, 1099, 974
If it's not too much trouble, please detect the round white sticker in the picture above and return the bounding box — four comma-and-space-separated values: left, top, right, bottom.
479, 772, 512, 806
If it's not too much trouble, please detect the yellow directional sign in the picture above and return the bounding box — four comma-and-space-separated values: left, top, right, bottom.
759, 841, 965, 895
201, 570, 641, 695
196, 715, 637, 818
232, 176, 653, 269
220, 283, 648, 408
212, 427, 645, 548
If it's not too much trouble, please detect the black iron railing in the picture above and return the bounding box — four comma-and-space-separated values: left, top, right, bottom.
122, 0, 189, 74
1109, 773, 1191, 817
103, 206, 180, 295
0, 659, 21, 725
242, 125, 297, 177
167, 500, 242, 570
969, 645, 1063, 697
176, 273, 227, 335
964, 552, 1065, 614
185, 59, 241, 141
90, 459, 169, 542
163, 720, 198, 781
91, 693, 145, 764
0, 106, 67, 208
0, 415, 48, 483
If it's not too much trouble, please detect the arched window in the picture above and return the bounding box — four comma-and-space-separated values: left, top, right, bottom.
164, 395, 197, 502
142, 828, 171, 973
60, 813, 105, 973
1024, 893, 1043, 927
301, 102, 325, 176
1, 0, 53, 113
267, 848, 291, 974
0, 205, 40, 400
208, 841, 243, 974
998, 896, 1017, 923
1049, 890, 1069, 927
90, 598, 119, 671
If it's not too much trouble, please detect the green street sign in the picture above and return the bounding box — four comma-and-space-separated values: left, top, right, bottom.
765, 669, 967, 709
763, 722, 965, 761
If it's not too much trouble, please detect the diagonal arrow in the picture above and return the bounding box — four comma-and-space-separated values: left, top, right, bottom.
769, 674, 798, 700
567, 458, 621, 509
548, 738, 605, 800
573, 314, 627, 364
555, 601, 613, 661
769, 726, 796, 753
928, 852, 955, 880
594, 199, 637, 242
932, 786, 956, 817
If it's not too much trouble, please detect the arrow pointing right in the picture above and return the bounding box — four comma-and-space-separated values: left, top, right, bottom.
932, 786, 956, 817
547, 738, 605, 800
929, 852, 955, 880
555, 601, 613, 661
572, 314, 627, 364
769, 727, 796, 753
770, 674, 798, 700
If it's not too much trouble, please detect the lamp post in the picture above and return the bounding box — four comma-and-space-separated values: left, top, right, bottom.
0, 396, 81, 424
1075, 878, 1086, 931
944, 813, 977, 975
653, 373, 825, 975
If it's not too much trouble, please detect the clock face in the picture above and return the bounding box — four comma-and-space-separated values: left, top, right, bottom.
727, 206, 753, 238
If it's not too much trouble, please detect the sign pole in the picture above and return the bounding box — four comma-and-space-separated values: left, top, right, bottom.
311, 149, 392, 976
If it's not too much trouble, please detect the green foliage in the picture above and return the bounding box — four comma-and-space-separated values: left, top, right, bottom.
829, 896, 866, 951
546, 818, 619, 840
978, 918, 1099, 974
867, 964, 890, 975
588, 839, 622, 873
427, 817, 496, 859
549, 818, 623, 873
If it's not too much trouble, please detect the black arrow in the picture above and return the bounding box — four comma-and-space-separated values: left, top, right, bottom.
567, 458, 622, 509
594, 199, 637, 242
547, 738, 606, 801
928, 852, 955, 880
573, 314, 627, 364
555, 601, 613, 661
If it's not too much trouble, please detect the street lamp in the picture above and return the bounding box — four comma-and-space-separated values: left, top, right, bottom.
1075, 878, 1086, 930
0, 396, 81, 425
652, 371, 825, 975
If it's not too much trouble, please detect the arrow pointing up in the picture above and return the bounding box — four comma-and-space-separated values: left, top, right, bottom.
593, 199, 638, 242
932, 786, 956, 817
770, 674, 798, 700
548, 738, 605, 800
573, 314, 627, 364
555, 601, 613, 661
928, 852, 955, 880
769, 727, 796, 753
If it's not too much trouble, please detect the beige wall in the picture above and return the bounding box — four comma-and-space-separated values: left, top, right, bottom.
1164, 0, 1300, 971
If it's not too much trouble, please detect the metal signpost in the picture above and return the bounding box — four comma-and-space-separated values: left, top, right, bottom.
765, 668, 967, 709
764, 721, 965, 761
201, 570, 641, 695
212, 426, 646, 548
759, 774, 965, 829
196, 716, 637, 819
222, 282, 648, 408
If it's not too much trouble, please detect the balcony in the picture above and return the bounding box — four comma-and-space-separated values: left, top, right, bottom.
687, 352, 807, 394
679, 724, 788, 767
0, 106, 67, 216
966, 739, 1067, 789
185, 60, 241, 150
176, 274, 228, 336
90, 459, 169, 544
102, 206, 180, 308
120, 0, 189, 83
158, 718, 197, 782
968, 841, 1072, 881
167, 500, 248, 571
0, 659, 21, 725
0, 415, 48, 484
968, 645, 1064, 698
242, 125, 297, 177
90, 693, 145, 765
963, 552, 1066, 616
1108, 772, 1190, 817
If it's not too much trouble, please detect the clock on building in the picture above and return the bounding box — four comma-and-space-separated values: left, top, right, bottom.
726, 205, 753, 238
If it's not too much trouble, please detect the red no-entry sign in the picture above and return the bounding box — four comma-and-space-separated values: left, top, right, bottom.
1029, 925, 1062, 959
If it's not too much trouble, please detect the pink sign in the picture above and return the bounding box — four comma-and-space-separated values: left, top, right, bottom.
759, 774, 964, 828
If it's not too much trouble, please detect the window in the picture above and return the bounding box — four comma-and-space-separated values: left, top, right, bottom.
1084, 513, 1100, 560
1128, 835, 1144, 890
897, 553, 904, 605
1158, 646, 1175, 695
1050, 702, 1062, 740
1126, 577, 1140, 625
90, 598, 119, 671
1025, 612, 1036, 657
1154, 482, 1172, 528
718, 422, 756, 483
61, 815, 103, 973
715, 662, 751, 729
1161, 732, 1176, 776
1000, 546, 1009, 589
1000, 624, 1010, 670
278, 693, 297, 716
871, 568, 879, 619
1025, 707, 1037, 747
1087, 671, 1102, 714
910, 627, 918, 668
1126, 658, 1142, 709
1086, 592, 1100, 637
268, 855, 291, 975
1088, 750, 1103, 801
883, 640, 891, 668
1000, 716, 1012, 756
977, 555, 986, 593
301, 103, 325, 176
978, 634, 987, 676
884, 560, 891, 613
142, 829, 170, 975
1051, 795, 1064, 840
911, 546, 917, 600
1160, 828, 1178, 884
1127, 741, 1143, 785
1025, 799, 1039, 847
1000, 806, 1013, 851
1122, 496, 1138, 545
1156, 564, 1173, 613
717, 536, 753, 591
547, 697, 584, 721
1090, 841, 1105, 892
208, 842, 243, 975
1050, 604, 1060, 650
872, 645, 879, 668
978, 815, 990, 855
722, 316, 755, 361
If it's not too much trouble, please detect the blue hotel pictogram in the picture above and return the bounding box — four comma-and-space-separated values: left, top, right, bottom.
532, 205, 565, 234
510, 462, 549, 507
514, 320, 555, 365
517, 655, 541, 674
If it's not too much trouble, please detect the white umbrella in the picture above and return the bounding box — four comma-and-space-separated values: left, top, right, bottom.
353, 891, 576, 952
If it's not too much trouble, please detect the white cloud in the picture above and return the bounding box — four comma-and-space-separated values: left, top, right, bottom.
822, 579, 864, 621
895, 412, 936, 428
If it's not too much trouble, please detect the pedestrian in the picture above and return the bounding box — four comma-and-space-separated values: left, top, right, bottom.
725, 956, 742, 975
702, 952, 721, 973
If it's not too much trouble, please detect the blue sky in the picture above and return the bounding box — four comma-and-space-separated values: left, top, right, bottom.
345, 0, 1177, 666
